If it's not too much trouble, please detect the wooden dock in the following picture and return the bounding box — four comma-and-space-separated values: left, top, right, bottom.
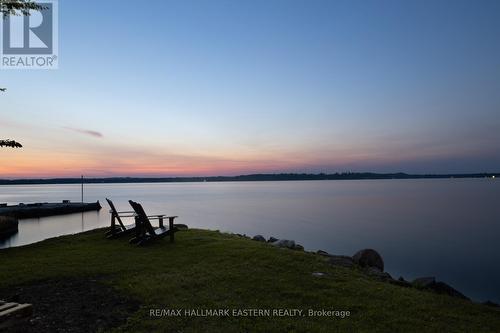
0, 200, 102, 219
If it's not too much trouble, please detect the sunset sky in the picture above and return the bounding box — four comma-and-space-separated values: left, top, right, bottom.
1, 0, 500, 178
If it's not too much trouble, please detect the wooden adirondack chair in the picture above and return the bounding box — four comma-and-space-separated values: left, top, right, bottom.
128, 200, 178, 245
105, 198, 136, 238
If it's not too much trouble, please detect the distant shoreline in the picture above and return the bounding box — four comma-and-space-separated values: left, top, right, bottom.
0, 172, 498, 185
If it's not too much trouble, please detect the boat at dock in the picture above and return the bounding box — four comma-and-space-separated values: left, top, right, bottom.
0, 200, 102, 219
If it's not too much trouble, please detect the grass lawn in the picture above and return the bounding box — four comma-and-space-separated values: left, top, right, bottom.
1, 228, 499, 332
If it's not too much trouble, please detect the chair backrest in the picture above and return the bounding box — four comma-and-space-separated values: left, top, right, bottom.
106, 198, 125, 229
128, 200, 157, 236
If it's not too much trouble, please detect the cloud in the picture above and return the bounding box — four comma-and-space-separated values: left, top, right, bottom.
64, 127, 103, 138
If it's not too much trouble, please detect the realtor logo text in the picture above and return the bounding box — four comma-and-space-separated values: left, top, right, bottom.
1, 0, 58, 69
150, 308, 351, 318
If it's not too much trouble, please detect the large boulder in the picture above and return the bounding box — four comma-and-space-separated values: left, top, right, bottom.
252, 235, 266, 242
352, 249, 384, 271
316, 250, 330, 256
271, 239, 296, 249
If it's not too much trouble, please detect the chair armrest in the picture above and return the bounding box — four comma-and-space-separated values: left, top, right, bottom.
147, 215, 165, 220
109, 210, 135, 214
147, 215, 178, 220
117, 214, 136, 218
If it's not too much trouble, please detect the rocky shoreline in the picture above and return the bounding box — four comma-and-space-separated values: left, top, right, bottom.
238, 233, 499, 308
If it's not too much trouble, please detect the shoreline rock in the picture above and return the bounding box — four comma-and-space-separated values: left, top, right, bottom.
412, 277, 469, 300
250, 235, 304, 251
328, 255, 355, 268
252, 235, 266, 242
293, 244, 304, 251
482, 300, 500, 308
412, 277, 436, 288
271, 239, 296, 249
364, 267, 392, 281
352, 249, 384, 271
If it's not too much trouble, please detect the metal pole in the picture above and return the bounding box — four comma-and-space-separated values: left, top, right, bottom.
81, 175, 84, 203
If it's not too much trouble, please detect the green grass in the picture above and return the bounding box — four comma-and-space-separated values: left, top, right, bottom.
1, 229, 499, 332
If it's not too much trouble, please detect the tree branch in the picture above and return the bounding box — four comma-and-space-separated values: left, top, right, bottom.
0, 139, 23, 148
1, 0, 44, 17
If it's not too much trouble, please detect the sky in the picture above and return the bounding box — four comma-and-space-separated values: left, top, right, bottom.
1, 0, 500, 178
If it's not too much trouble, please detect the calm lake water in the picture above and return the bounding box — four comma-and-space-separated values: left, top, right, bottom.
0, 179, 499, 302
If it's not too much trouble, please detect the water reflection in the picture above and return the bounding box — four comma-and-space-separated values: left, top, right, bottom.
0, 210, 103, 248
0, 180, 499, 302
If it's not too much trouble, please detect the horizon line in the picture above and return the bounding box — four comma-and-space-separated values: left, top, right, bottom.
0, 172, 498, 184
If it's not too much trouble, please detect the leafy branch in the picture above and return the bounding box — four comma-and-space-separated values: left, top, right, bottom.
0, 139, 23, 148
0, 0, 44, 17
